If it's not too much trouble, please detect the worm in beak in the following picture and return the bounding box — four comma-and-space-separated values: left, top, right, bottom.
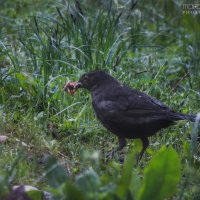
63, 81, 82, 95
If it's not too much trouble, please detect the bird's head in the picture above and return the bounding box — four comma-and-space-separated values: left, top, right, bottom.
63, 70, 113, 95
76, 70, 112, 90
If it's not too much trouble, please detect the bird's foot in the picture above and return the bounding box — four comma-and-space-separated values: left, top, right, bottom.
105, 149, 116, 161
119, 156, 124, 164
105, 149, 125, 164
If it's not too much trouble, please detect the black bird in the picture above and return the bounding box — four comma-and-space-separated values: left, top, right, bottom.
64, 70, 196, 159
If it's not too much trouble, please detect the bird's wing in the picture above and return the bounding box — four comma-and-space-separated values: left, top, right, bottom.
93, 85, 177, 123
126, 88, 173, 113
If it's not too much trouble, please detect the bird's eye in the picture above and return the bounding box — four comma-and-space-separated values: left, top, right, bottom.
84, 75, 88, 80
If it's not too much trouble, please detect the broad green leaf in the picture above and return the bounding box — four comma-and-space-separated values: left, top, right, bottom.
138, 147, 181, 200
129, 170, 141, 199
61, 182, 85, 200
27, 190, 43, 200
45, 156, 68, 188
15, 72, 37, 95
117, 151, 136, 199
47, 182, 85, 200
75, 167, 100, 194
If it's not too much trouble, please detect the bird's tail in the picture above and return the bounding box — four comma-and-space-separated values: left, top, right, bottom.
178, 113, 197, 122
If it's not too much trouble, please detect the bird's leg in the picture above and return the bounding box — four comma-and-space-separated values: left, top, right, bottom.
117, 137, 127, 163
118, 137, 127, 151
137, 137, 149, 162
106, 137, 126, 160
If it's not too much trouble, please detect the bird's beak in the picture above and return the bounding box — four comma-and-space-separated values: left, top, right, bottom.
63, 81, 82, 95
74, 81, 83, 89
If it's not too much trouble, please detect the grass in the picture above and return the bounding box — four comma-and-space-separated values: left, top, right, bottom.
0, 0, 200, 199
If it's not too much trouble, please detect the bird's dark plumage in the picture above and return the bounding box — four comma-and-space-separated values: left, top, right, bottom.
64, 70, 196, 159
